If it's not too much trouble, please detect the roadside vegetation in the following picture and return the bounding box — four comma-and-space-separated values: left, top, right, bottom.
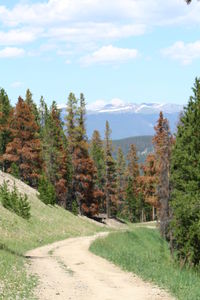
90, 228, 200, 300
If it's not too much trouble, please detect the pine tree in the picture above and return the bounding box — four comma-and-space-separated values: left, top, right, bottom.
39, 96, 49, 129
124, 144, 141, 221
140, 153, 159, 220
153, 111, 172, 239
90, 130, 105, 191
170, 78, 200, 266
104, 121, 117, 218
125, 177, 138, 222
66, 92, 78, 153
116, 147, 126, 215
0, 88, 12, 171
3, 97, 41, 187
65, 92, 78, 210
72, 94, 102, 216
25, 89, 40, 126
40, 100, 69, 207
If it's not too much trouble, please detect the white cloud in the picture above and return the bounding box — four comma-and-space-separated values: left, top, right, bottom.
162, 40, 200, 65
0, 47, 25, 58
0, 0, 198, 27
47, 23, 145, 43
0, 28, 42, 46
10, 81, 23, 88
0, 0, 200, 62
81, 45, 138, 65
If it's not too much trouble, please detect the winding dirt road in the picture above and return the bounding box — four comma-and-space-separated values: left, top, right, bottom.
27, 233, 173, 300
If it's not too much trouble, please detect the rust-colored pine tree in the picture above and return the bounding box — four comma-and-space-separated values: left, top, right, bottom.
3, 97, 41, 187
140, 153, 159, 220
153, 111, 172, 238
124, 144, 141, 221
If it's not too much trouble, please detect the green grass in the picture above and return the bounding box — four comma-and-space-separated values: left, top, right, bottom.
0, 182, 107, 299
90, 228, 200, 300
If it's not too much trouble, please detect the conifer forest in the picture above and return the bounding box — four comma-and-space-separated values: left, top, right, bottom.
1, 1, 200, 299
1, 78, 200, 269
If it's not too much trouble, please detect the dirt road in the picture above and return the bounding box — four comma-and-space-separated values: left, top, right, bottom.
27, 233, 173, 300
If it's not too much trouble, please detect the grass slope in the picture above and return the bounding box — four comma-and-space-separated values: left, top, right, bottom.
0, 172, 106, 299
90, 228, 200, 300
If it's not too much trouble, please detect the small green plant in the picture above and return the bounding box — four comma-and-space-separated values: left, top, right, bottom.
71, 199, 79, 215
0, 181, 31, 219
10, 163, 20, 179
38, 175, 56, 205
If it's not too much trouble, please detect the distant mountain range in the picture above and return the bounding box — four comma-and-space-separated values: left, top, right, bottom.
60, 102, 183, 139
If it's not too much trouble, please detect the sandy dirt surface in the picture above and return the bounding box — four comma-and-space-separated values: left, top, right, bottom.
27, 233, 173, 300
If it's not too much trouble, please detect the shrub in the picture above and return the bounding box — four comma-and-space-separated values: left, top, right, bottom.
10, 163, 20, 179
0, 181, 31, 219
38, 176, 56, 205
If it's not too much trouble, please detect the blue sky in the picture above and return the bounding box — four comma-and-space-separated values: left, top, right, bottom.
0, 0, 200, 107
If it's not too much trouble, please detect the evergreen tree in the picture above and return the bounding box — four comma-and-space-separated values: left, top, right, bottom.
72, 94, 102, 216
140, 153, 159, 220
124, 144, 141, 221
90, 130, 105, 191
25, 89, 40, 126
38, 174, 56, 205
116, 147, 126, 215
153, 112, 172, 239
0, 88, 12, 171
39, 96, 49, 129
170, 78, 200, 266
65, 92, 78, 210
104, 121, 117, 218
125, 177, 138, 222
40, 100, 69, 207
3, 97, 41, 187
66, 92, 78, 153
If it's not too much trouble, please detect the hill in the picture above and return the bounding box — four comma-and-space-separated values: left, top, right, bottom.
112, 135, 153, 162
0, 171, 106, 299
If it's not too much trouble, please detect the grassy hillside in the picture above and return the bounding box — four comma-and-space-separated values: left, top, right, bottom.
112, 135, 153, 162
90, 228, 200, 300
0, 171, 106, 299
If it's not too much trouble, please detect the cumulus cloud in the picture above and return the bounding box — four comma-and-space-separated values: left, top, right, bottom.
0, 28, 42, 46
0, 0, 200, 62
162, 40, 200, 65
81, 45, 138, 65
0, 47, 25, 58
0, 0, 198, 27
47, 23, 145, 43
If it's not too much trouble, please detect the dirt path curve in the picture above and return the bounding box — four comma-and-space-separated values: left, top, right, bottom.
27, 233, 173, 300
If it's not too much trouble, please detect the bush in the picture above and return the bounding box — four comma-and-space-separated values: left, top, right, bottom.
0, 181, 31, 219
10, 163, 20, 179
38, 176, 56, 205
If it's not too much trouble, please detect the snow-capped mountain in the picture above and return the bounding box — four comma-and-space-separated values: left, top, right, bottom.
60, 101, 183, 139
86, 102, 183, 115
